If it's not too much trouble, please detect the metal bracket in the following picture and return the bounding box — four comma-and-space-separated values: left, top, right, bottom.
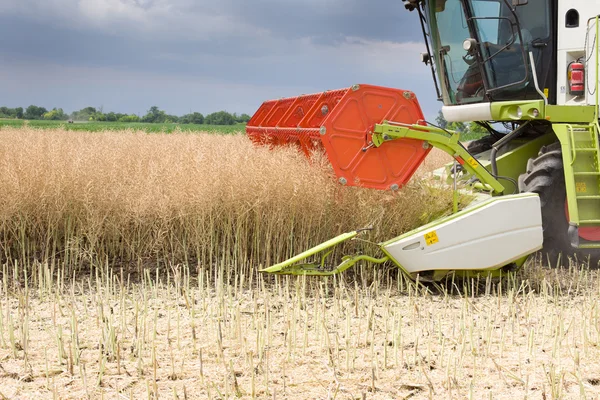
372, 121, 506, 194
568, 224, 580, 248
260, 231, 388, 276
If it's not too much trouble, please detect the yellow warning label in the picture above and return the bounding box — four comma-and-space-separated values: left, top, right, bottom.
576, 182, 587, 193
466, 157, 479, 168
544, 88, 549, 98
424, 231, 439, 246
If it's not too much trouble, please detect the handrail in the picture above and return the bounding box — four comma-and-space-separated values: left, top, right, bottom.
566, 124, 576, 165
588, 15, 600, 121
595, 15, 600, 122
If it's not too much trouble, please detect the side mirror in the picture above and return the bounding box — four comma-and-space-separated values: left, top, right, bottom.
421, 53, 431, 65
512, 0, 528, 6
462, 38, 477, 52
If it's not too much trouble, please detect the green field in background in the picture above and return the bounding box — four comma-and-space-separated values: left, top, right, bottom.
0, 118, 486, 140
0, 119, 246, 134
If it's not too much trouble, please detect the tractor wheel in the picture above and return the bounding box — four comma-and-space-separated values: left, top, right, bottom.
518, 142, 600, 268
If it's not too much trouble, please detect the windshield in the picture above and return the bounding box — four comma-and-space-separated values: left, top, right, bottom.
427, 0, 549, 106
431, 0, 482, 104
471, 0, 529, 94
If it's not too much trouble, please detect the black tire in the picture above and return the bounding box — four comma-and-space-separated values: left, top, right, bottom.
518, 143, 600, 268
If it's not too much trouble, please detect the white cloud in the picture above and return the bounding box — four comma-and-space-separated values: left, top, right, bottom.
0, 0, 268, 39
309, 37, 426, 75
77, 0, 147, 24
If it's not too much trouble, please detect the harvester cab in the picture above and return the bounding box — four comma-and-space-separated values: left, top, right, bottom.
247, 0, 600, 280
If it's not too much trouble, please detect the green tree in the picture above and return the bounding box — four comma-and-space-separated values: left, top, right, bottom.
15, 107, 23, 119
118, 114, 140, 123
235, 113, 251, 124
24, 105, 48, 120
142, 106, 168, 123
43, 108, 68, 120
435, 110, 448, 129
180, 112, 204, 124
0, 107, 22, 118
467, 121, 488, 135
205, 111, 235, 125
106, 112, 118, 122
446, 121, 467, 133
71, 107, 97, 121
91, 112, 107, 121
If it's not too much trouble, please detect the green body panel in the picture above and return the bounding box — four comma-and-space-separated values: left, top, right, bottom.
455, 133, 557, 194
553, 123, 600, 231
546, 105, 597, 123
489, 103, 595, 124
490, 100, 546, 121
373, 122, 505, 194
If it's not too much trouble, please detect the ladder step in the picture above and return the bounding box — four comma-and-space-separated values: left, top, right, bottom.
580, 219, 600, 224
574, 148, 598, 152
574, 172, 600, 176
577, 195, 600, 199
580, 244, 600, 249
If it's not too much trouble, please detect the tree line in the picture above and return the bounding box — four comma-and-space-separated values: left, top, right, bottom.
0, 105, 251, 125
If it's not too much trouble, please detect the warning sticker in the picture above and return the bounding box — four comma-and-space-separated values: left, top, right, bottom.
424, 231, 439, 246
466, 157, 479, 169
544, 88, 549, 98
576, 182, 587, 193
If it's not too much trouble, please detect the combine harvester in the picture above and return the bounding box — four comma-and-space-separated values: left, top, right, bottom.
247, 0, 600, 280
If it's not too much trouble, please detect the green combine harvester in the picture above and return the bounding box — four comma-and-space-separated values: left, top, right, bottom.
246, 0, 600, 280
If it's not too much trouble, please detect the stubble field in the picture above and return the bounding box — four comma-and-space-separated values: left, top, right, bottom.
0, 127, 598, 399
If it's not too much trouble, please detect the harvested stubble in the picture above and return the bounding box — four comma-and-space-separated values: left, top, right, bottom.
0, 127, 453, 276
1, 258, 600, 399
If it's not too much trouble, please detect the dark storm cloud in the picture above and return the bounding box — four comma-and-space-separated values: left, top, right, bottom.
0, 0, 439, 118
201, 0, 424, 43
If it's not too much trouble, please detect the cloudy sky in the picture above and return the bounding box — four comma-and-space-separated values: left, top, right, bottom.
0, 0, 441, 119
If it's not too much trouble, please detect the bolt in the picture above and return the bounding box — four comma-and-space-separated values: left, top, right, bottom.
403, 91, 413, 99
352, 84, 360, 91
339, 177, 348, 185
390, 184, 400, 191
422, 141, 430, 149
320, 126, 326, 136
383, 135, 390, 141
